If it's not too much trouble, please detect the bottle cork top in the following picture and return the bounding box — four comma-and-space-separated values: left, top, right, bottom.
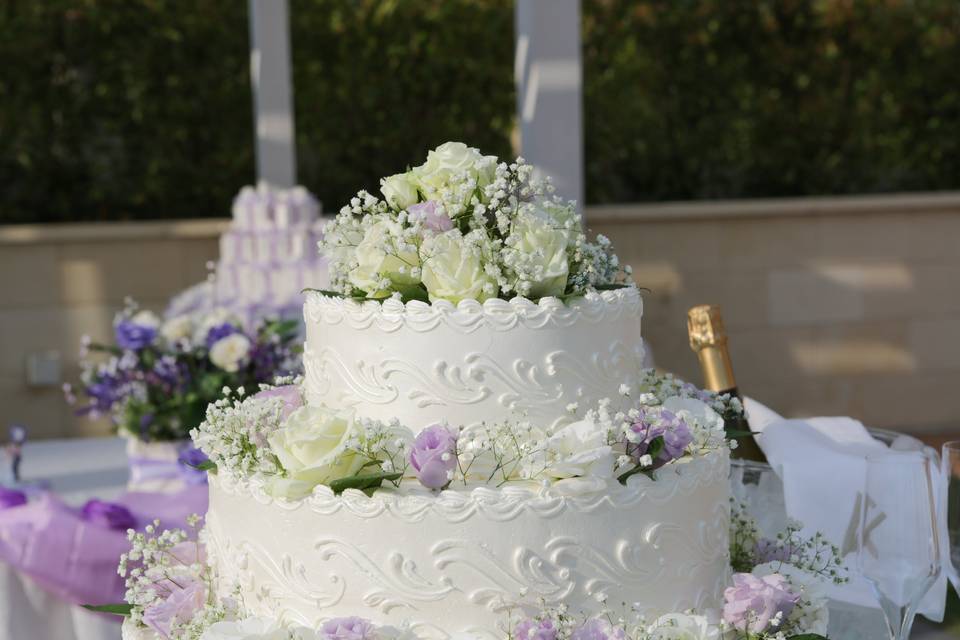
687, 304, 727, 351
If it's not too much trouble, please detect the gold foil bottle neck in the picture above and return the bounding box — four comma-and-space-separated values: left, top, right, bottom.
687, 304, 728, 351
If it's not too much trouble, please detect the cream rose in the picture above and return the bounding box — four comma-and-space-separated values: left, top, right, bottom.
511, 214, 570, 298
420, 231, 498, 303
412, 142, 496, 199
267, 405, 364, 499
160, 315, 193, 345
647, 613, 720, 640
543, 419, 615, 480
380, 172, 420, 210
348, 221, 421, 296
208, 333, 251, 373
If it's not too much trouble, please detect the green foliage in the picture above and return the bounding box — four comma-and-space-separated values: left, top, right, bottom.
583, 0, 960, 202
2, 1, 959, 223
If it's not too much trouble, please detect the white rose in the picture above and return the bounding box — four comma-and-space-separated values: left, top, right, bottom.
348, 221, 421, 296
208, 333, 251, 373
131, 310, 161, 329
160, 315, 193, 345
544, 419, 615, 480
421, 231, 498, 303
200, 617, 310, 640
511, 213, 570, 298
412, 142, 496, 199
647, 613, 720, 640
267, 405, 364, 499
380, 172, 420, 209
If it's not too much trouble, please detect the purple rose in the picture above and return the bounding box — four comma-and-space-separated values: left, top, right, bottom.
627, 408, 693, 466
723, 572, 799, 633
178, 446, 211, 484
319, 616, 377, 640
80, 499, 137, 530
0, 487, 27, 509
754, 537, 795, 564
570, 619, 626, 640
254, 384, 303, 420
514, 618, 558, 640
409, 201, 453, 232
141, 577, 206, 639
204, 322, 238, 348
115, 320, 157, 351
409, 425, 458, 489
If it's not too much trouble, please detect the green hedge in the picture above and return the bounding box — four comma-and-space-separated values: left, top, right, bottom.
1, 1, 958, 223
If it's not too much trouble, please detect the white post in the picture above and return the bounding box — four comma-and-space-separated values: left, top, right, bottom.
248, 0, 296, 188
515, 0, 584, 212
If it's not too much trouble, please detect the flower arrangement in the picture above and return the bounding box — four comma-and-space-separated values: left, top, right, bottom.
318, 142, 631, 304
100, 505, 843, 640
65, 300, 301, 442
189, 369, 732, 499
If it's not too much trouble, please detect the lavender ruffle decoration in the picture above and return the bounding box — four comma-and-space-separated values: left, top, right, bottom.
0, 487, 27, 509
81, 499, 137, 530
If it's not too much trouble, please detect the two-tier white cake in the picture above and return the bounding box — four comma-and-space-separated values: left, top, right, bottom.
202, 289, 731, 638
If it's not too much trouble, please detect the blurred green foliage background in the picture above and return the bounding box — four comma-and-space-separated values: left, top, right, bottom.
1, 0, 958, 223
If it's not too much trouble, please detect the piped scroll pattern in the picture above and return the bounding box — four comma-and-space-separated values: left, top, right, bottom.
302, 342, 645, 428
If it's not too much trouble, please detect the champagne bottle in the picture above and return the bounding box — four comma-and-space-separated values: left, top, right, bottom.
687, 304, 766, 462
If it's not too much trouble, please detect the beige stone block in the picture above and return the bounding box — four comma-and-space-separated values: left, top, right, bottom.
180, 238, 220, 284
861, 264, 960, 320
768, 269, 864, 326
0, 309, 63, 378
59, 240, 188, 305
0, 245, 61, 310
592, 220, 724, 270
858, 372, 960, 432
816, 212, 960, 262
0, 377, 67, 439
716, 218, 823, 270
909, 318, 960, 372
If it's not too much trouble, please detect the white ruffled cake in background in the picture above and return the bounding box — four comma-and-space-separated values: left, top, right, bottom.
119, 144, 838, 640
166, 184, 329, 327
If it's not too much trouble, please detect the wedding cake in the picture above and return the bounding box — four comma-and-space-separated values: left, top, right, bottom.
121, 143, 802, 640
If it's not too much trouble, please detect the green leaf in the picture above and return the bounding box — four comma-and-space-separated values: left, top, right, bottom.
301, 288, 369, 300
593, 283, 631, 291
394, 283, 430, 303
329, 471, 403, 495
82, 603, 133, 616
184, 459, 217, 472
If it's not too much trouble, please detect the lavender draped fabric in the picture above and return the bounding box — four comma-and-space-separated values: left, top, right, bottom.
0, 486, 208, 607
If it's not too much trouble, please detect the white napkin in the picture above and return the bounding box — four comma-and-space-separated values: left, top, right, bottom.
743, 398, 947, 621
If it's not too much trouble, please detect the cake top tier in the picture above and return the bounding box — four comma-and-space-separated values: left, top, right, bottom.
231, 183, 321, 230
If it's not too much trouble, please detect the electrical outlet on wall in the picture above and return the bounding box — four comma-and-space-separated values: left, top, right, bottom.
26, 351, 61, 388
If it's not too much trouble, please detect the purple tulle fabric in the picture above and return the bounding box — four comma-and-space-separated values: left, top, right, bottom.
81, 499, 137, 530
0, 486, 207, 606
0, 487, 27, 509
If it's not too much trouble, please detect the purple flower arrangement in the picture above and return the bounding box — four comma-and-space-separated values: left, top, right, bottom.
67, 303, 300, 442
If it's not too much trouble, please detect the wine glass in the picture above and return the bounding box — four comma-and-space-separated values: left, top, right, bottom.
942, 441, 960, 596
857, 451, 941, 640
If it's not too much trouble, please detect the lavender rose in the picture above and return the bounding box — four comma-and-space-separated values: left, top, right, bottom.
80, 499, 137, 530
319, 616, 377, 640
409, 425, 458, 489
514, 618, 558, 640
570, 619, 626, 640
408, 200, 453, 233
141, 577, 207, 638
253, 384, 304, 420
722, 572, 799, 634
626, 407, 693, 466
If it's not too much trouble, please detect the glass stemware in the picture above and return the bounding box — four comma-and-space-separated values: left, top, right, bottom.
942, 441, 960, 597
857, 451, 941, 640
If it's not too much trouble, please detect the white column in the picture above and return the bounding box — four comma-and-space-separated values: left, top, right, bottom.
515, 0, 584, 211
248, 0, 296, 188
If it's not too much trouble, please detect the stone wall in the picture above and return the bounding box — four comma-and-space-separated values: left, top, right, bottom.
1, 192, 958, 439
591, 192, 960, 434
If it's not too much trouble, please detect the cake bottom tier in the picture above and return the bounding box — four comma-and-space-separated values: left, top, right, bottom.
205, 451, 731, 639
